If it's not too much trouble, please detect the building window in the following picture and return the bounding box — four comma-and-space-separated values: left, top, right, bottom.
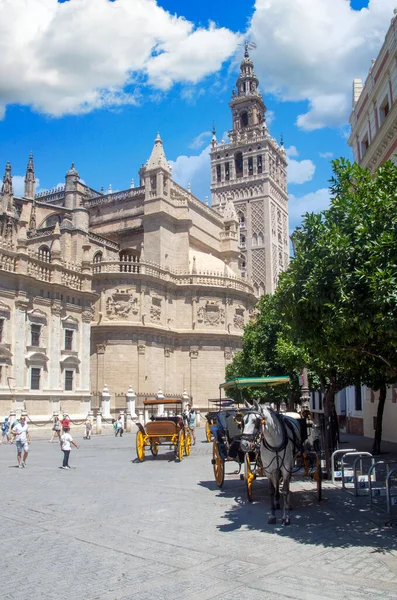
252, 233, 258, 246
38, 245, 51, 263
31, 368, 41, 390
318, 392, 323, 411
65, 370, 74, 391
65, 330, 73, 351
225, 162, 230, 181
360, 134, 369, 157
238, 213, 245, 228
258, 232, 264, 246
216, 165, 221, 183
257, 155, 263, 174
93, 252, 102, 274
248, 157, 253, 174
235, 152, 243, 178
355, 385, 362, 411
379, 96, 390, 126
311, 391, 316, 411
0, 318, 3, 343
31, 324, 41, 347
240, 112, 249, 128
240, 234, 246, 248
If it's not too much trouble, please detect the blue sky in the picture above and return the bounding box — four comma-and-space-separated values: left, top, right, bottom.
0, 0, 394, 230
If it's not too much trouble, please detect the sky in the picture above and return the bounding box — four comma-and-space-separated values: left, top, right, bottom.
0, 0, 395, 231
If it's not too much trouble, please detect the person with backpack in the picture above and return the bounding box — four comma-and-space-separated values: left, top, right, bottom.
1, 417, 9, 444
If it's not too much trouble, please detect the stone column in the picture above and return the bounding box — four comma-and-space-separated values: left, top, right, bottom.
126, 386, 137, 432
80, 309, 92, 392
101, 384, 111, 418
182, 389, 190, 412
49, 302, 62, 390
156, 388, 164, 416
14, 299, 29, 389
137, 343, 145, 393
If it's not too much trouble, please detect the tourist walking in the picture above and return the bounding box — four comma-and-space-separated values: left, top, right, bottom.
83, 418, 92, 440
11, 415, 30, 468
60, 426, 79, 469
115, 415, 123, 437
188, 407, 196, 445
61, 414, 70, 432
1, 417, 9, 444
49, 415, 61, 442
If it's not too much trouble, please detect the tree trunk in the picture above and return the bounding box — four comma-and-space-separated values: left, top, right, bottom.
372, 383, 386, 455
322, 384, 338, 479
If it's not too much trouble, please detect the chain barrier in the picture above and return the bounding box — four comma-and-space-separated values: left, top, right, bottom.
26, 415, 55, 428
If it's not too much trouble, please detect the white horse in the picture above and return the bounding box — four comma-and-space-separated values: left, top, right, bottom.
240, 401, 302, 525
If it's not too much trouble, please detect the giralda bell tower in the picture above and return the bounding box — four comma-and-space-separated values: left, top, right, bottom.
211, 43, 289, 295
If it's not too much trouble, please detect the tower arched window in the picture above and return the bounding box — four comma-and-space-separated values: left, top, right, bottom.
235, 152, 243, 178
38, 245, 51, 263
93, 251, 102, 274
238, 212, 245, 228
119, 249, 140, 273
258, 232, 264, 246
241, 112, 249, 128
239, 234, 246, 248
252, 233, 258, 247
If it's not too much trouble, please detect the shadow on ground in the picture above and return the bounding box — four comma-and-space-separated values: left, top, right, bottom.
198, 477, 397, 552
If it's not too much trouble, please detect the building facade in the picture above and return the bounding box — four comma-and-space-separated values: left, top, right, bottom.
0, 135, 256, 420
348, 9, 397, 170
210, 45, 289, 295
346, 8, 397, 443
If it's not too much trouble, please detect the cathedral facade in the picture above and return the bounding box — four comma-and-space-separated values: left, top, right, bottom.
0, 50, 288, 420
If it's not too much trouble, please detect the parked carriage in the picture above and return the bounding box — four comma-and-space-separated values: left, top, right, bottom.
135, 398, 192, 462
212, 377, 291, 502
205, 399, 234, 443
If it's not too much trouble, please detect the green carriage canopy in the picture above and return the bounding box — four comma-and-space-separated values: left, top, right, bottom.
219, 376, 290, 390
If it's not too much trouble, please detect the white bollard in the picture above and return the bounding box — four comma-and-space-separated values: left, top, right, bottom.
101, 384, 111, 418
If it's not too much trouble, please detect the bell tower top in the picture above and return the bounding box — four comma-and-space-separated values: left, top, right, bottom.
229, 42, 267, 140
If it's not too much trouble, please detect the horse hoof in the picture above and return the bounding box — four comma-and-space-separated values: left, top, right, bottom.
282, 517, 290, 526
268, 516, 277, 525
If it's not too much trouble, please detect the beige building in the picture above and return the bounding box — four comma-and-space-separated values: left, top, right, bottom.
0, 135, 256, 422
211, 45, 289, 295
348, 9, 397, 170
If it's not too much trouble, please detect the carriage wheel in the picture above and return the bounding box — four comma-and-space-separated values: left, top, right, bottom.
176, 429, 185, 461
150, 441, 159, 457
212, 441, 225, 487
205, 422, 212, 443
184, 431, 192, 456
136, 430, 145, 462
244, 453, 255, 502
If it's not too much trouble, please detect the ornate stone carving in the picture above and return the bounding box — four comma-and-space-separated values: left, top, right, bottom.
51, 302, 62, 316
150, 297, 161, 323
81, 310, 92, 324
96, 343, 106, 355
0, 300, 11, 317
189, 350, 198, 359
197, 301, 225, 326
137, 344, 146, 355
234, 307, 245, 330
164, 347, 172, 358
106, 288, 138, 320
224, 349, 233, 360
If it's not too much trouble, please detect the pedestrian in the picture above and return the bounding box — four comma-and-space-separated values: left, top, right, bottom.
1, 417, 9, 444
49, 415, 61, 442
9, 416, 19, 444
83, 418, 92, 440
115, 415, 123, 437
61, 414, 70, 432
188, 407, 196, 445
11, 415, 30, 468
60, 426, 79, 469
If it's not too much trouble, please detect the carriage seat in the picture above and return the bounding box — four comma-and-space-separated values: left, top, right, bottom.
225, 413, 242, 441
145, 420, 180, 437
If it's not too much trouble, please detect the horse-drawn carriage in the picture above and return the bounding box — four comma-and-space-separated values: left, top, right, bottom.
212, 377, 321, 524
136, 398, 191, 462
205, 399, 234, 443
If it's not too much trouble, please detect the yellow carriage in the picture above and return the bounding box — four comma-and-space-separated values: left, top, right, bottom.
135, 398, 192, 462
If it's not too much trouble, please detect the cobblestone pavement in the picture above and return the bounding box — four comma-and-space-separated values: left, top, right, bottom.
1, 428, 396, 600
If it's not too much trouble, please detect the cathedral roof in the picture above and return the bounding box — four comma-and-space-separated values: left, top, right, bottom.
146, 132, 170, 172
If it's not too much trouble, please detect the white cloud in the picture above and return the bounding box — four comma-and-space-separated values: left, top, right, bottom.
285, 146, 299, 158
250, 0, 396, 130
12, 175, 40, 197
189, 131, 212, 150
169, 144, 211, 201
266, 110, 275, 127
0, 0, 239, 118
287, 158, 315, 184
289, 188, 331, 230
319, 152, 334, 159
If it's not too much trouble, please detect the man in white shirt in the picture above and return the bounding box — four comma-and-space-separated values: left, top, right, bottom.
11, 415, 30, 468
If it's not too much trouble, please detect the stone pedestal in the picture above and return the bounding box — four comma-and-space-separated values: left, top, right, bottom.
101, 384, 111, 418
96, 411, 102, 435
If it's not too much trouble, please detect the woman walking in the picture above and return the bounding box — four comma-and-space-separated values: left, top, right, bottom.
50, 416, 61, 442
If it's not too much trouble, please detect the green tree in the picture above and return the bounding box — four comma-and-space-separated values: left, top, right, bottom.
277, 158, 397, 459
